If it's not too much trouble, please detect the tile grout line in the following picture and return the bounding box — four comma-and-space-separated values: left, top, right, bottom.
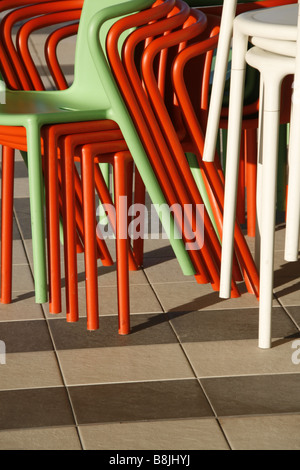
13, 205, 85, 449
142, 265, 233, 450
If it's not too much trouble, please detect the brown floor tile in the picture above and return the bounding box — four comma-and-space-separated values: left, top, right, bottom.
0, 387, 75, 430
285, 306, 300, 329
168, 306, 297, 343
201, 374, 300, 417
153, 281, 264, 312
48, 314, 178, 350
69, 380, 214, 424
0, 320, 53, 353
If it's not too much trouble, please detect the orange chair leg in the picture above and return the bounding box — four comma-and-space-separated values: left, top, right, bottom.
62, 136, 79, 323
81, 147, 99, 331
114, 152, 131, 335
1, 146, 14, 304
245, 128, 257, 238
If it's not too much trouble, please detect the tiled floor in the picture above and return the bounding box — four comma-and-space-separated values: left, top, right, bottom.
0, 18, 300, 451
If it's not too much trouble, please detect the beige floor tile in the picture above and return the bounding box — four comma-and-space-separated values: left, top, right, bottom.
44, 284, 162, 319
245, 224, 288, 253
0, 293, 44, 321
0, 352, 64, 390
13, 178, 30, 199
273, 256, 300, 306
57, 344, 194, 385
79, 418, 230, 450
75, 261, 149, 288
142, 237, 176, 258
0, 426, 81, 450
183, 339, 300, 378
220, 415, 300, 450
12, 240, 28, 265
143, 257, 196, 284
11, 265, 35, 292
0, 240, 28, 266
152, 281, 265, 312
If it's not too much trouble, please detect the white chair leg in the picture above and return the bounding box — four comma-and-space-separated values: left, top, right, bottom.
285, 4, 300, 262
254, 77, 264, 271
219, 29, 249, 299
245, 47, 293, 348
203, 0, 238, 163
258, 106, 280, 349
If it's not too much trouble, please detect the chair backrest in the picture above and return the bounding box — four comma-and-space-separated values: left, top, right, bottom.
0, 1, 82, 90
106, 1, 226, 286
69, 0, 154, 109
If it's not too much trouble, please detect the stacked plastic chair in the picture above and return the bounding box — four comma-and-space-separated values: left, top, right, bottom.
0, 0, 263, 338
202, 0, 299, 348
191, 0, 296, 237
0, 0, 200, 333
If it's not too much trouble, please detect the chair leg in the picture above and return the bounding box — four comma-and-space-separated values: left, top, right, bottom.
219, 30, 249, 299
114, 152, 131, 335
132, 167, 145, 268
26, 122, 47, 304
81, 147, 99, 331
62, 135, 78, 323
258, 105, 280, 349
285, 87, 300, 261
245, 128, 257, 238
44, 128, 62, 314
1, 146, 14, 304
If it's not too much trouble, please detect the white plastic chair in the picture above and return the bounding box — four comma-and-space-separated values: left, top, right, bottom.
202, 0, 296, 165
217, 2, 300, 348
284, 5, 300, 262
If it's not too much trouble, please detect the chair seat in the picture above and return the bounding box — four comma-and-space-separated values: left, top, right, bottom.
251, 36, 296, 57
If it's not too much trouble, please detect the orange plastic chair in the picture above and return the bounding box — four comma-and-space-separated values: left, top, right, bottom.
0, 2, 142, 332
0, 1, 85, 305
106, 0, 228, 290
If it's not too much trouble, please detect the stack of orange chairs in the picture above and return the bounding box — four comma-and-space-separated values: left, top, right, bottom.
0, 0, 262, 336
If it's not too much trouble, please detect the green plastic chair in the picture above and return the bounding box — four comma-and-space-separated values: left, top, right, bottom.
0, 0, 195, 304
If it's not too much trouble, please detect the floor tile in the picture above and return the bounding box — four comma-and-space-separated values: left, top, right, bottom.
143, 257, 195, 284
220, 415, 300, 450
0, 351, 63, 390
0, 240, 28, 265
43, 283, 163, 320
0, 320, 53, 353
0, 387, 75, 430
11, 264, 34, 292
153, 281, 265, 312
75, 261, 149, 288
285, 306, 300, 329
168, 306, 297, 343
48, 314, 178, 350
273, 257, 300, 306
69, 379, 214, 425
0, 294, 44, 321
201, 374, 300, 417
0, 426, 82, 450
57, 344, 194, 385
142, 238, 175, 259
79, 418, 230, 450
183, 338, 300, 378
